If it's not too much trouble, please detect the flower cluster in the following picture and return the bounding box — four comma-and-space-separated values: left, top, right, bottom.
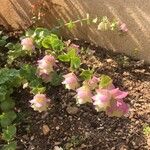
118, 21, 128, 32
21, 37, 35, 51
62, 73, 79, 90
24, 21, 128, 115
62, 73, 129, 117
76, 86, 93, 104
30, 94, 50, 112
84, 76, 99, 90
93, 86, 128, 117
37, 55, 56, 82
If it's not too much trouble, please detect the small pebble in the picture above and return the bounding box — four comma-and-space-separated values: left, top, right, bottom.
66, 106, 78, 115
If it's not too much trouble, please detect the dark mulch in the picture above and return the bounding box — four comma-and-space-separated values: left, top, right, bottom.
12, 40, 150, 150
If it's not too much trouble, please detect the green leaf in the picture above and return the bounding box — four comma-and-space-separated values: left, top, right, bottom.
0, 39, 7, 47
67, 48, 76, 58
29, 79, 45, 94
99, 75, 112, 88
58, 48, 77, 62
0, 87, 13, 102
70, 57, 81, 69
20, 64, 37, 81
77, 16, 83, 26
66, 21, 76, 30
86, 13, 91, 24
25, 29, 34, 37
7, 43, 26, 64
110, 21, 117, 31
0, 59, 21, 88
0, 111, 17, 127
7, 70, 21, 87
29, 79, 43, 87
0, 68, 21, 87
42, 36, 52, 48
57, 19, 65, 27
0, 115, 12, 127
0, 69, 9, 84
80, 70, 93, 80
50, 72, 63, 86
1, 99, 15, 111
2, 125, 16, 141
58, 54, 70, 62
143, 124, 150, 136
42, 34, 64, 52
20, 65, 44, 94
32, 28, 51, 47
92, 17, 98, 23
0, 69, 11, 84
33, 28, 50, 38
5, 43, 14, 49
0, 87, 7, 102
31, 87, 46, 94
2, 35, 8, 40
2, 141, 17, 150
0, 93, 6, 102
7, 111, 17, 122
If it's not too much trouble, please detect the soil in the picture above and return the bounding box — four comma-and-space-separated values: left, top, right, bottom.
0, 34, 150, 150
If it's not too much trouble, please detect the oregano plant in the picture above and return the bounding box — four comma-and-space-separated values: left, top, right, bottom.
0, 69, 21, 150
0, 14, 129, 149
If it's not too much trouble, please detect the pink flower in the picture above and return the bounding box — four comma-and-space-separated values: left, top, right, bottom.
64, 40, 79, 50
118, 22, 128, 32
106, 83, 115, 90
39, 73, 53, 83
62, 73, 79, 90
92, 89, 111, 111
106, 99, 129, 117
30, 94, 50, 112
76, 86, 93, 104
38, 55, 56, 72
69, 43, 79, 52
21, 37, 35, 51
92, 87, 128, 115
109, 88, 128, 117
87, 76, 99, 90
110, 88, 128, 100
38, 55, 56, 74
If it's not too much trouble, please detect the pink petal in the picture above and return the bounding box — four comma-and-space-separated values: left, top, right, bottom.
110, 88, 128, 99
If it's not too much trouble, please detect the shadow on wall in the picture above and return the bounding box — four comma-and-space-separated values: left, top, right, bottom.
0, 0, 150, 63
0, 0, 33, 30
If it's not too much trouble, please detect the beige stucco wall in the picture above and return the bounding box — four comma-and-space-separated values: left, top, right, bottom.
0, 0, 150, 63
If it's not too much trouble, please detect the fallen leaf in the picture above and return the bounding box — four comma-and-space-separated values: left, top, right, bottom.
42, 124, 50, 135
66, 106, 78, 115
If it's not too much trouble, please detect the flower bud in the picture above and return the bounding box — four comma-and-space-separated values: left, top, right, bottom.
110, 88, 128, 100
92, 87, 128, 116
106, 99, 129, 117
87, 76, 99, 90
76, 86, 92, 104
39, 73, 53, 83
92, 89, 111, 111
30, 94, 50, 112
37, 55, 56, 82
62, 73, 79, 90
118, 22, 128, 32
21, 37, 35, 51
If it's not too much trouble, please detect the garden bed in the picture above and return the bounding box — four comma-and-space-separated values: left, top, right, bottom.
0, 30, 150, 150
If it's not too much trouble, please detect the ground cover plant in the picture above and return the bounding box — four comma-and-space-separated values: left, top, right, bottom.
0, 14, 149, 150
